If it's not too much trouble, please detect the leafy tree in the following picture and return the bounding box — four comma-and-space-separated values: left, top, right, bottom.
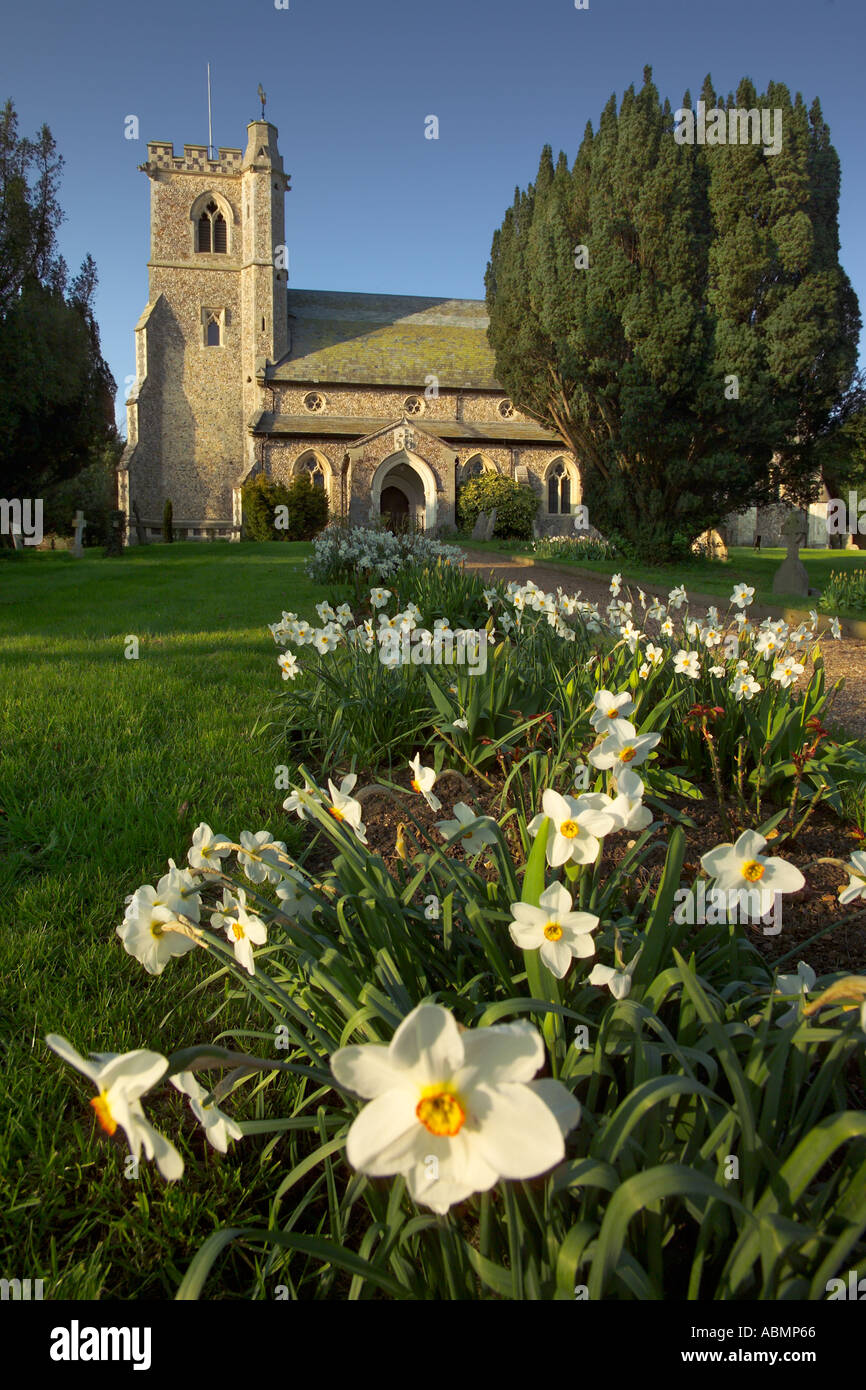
42, 433, 123, 546
0, 100, 116, 512
457, 473, 538, 539
485, 69, 861, 562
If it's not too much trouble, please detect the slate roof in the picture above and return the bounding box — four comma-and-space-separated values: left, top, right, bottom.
248, 411, 559, 443
270, 289, 502, 389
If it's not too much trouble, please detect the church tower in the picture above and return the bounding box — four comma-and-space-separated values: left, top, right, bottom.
118, 118, 290, 541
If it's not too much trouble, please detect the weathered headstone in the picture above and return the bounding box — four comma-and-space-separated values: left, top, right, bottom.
483, 508, 498, 541
104, 510, 126, 557
471, 510, 489, 541
772, 511, 809, 596
72, 510, 87, 558
692, 528, 728, 561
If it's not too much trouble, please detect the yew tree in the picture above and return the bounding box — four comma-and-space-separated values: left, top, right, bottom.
484, 68, 861, 562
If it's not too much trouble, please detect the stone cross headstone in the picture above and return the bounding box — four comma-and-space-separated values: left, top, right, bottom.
72, 510, 87, 557
772, 510, 809, 596
483, 507, 498, 540
471, 510, 489, 541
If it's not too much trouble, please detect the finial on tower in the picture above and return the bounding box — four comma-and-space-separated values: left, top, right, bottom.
257, 84, 267, 119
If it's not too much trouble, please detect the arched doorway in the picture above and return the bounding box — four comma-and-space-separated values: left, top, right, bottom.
381, 485, 410, 531
371, 450, 438, 531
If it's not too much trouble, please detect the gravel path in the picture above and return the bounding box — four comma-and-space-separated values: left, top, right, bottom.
460, 548, 866, 742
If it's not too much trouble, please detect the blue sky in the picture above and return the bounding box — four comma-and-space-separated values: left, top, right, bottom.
2, 0, 864, 432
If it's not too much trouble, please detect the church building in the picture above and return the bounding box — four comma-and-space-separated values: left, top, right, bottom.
119, 117, 581, 541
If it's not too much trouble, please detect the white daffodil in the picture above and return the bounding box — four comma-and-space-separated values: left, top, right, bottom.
754, 630, 781, 659
774, 960, 817, 1028
770, 658, 804, 689
483, 587, 499, 609
293, 619, 314, 645
408, 753, 442, 812
46, 1036, 183, 1180
369, 588, 392, 609
645, 642, 664, 667
638, 662, 650, 680
452, 717, 469, 731
282, 778, 322, 820
830, 617, 842, 640
278, 651, 300, 681
588, 951, 641, 1000
839, 851, 866, 905
169, 1071, 244, 1153
668, 585, 687, 609
731, 583, 755, 608
325, 774, 368, 843
606, 768, 653, 832
330, 1004, 580, 1214
316, 601, 337, 624
701, 626, 722, 649
610, 573, 622, 596
660, 616, 674, 637
211, 888, 268, 976
673, 649, 701, 679
589, 689, 635, 733
731, 672, 761, 701
117, 861, 201, 976
187, 823, 231, 876
527, 789, 615, 867
509, 883, 599, 978
335, 603, 354, 626
238, 830, 287, 884
709, 664, 725, 678
588, 719, 661, 772
700, 829, 805, 897
436, 802, 498, 856
275, 871, 318, 922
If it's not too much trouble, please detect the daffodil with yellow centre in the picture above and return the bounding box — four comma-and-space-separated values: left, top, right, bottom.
700, 829, 804, 901
529, 791, 616, 868
742, 860, 765, 882
416, 1084, 466, 1137
543, 920, 563, 942
509, 883, 599, 978
559, 819, 579, 839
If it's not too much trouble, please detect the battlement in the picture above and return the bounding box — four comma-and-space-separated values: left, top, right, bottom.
143, 142, 243, 175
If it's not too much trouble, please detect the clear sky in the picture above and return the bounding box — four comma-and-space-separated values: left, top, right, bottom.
2, 0, 864, 432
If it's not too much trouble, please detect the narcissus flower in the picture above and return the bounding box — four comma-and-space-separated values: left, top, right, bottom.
330, 1003, 580, 1213
589, 688, 635, 732
606, 768, 653, 832
588, 952, 641, 1000
588, 719, 661, 773
117, 861, 201, 976
187, 823, 231, 876
436, 802, 498, 856
839, 851, 866, 905
238, 830, 287, 884
45, 1036, 183, 1179
326, 774, 368, 844
731, 672, 761, 701
211, 888, 267, 976
508, 883, 599, 978
169, 1071, 244, 1153
771, 658, 804, 689
527, 789, 615, 867
278, 651, 300, 681
369, 587, 391, 608
408, 753, 441, 811
673, 649, 701, 679
700, 830, 805, 897
731, 583, 755, 608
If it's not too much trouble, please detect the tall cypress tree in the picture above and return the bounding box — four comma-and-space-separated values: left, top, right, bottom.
485, 68, 861, 561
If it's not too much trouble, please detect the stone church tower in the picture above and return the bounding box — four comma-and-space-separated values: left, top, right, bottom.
119, 115, 582, 541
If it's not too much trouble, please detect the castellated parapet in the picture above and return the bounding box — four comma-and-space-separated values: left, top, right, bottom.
142, 143, 244, 175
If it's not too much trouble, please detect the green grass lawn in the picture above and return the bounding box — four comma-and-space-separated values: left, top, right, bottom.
463, 540, 866, 616
0, 541, 329, 1298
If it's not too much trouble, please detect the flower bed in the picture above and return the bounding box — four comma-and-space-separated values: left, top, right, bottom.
45, 566, 866, 1300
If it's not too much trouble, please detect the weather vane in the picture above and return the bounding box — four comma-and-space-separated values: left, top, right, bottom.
257, 84, 267, 119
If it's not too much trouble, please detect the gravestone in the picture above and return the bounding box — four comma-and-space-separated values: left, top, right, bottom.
104, 510, 126, 557
471, 510, 489, 541
72, 510, 87, 558
772, 511, 809, 597
483, 508, 498, 540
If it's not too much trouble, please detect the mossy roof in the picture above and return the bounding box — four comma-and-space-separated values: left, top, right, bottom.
271, 289, 502, 388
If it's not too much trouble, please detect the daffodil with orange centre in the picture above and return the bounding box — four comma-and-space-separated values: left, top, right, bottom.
45, 1036, 183, 1180
700, 829, 805, 899
330, 1003, 580, 1214
408, 753, 442, 812
527, 789, 615, 867
588, 719, 661, 774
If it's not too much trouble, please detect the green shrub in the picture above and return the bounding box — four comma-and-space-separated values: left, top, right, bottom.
162, 498, 174, 544
457, 474, 538, 539
41, 438, 122, 548
277, 473, 329, 541
241, 474, 293, 542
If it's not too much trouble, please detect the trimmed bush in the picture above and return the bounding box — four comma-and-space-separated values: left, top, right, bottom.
241, 474, 292, 542
457, 474, 538, 539
279, 473, 329, 541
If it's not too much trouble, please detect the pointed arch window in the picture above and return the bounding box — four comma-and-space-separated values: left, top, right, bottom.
547, 460, 572, 515
298, 454, 326, 489
197, 200, 227, 254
